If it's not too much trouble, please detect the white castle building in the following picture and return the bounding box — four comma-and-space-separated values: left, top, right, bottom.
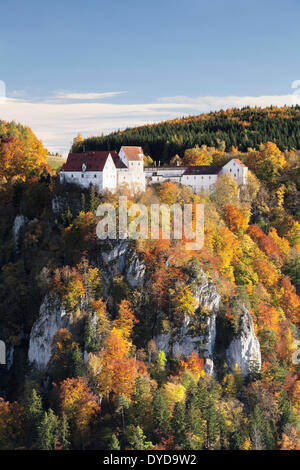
60, 145, 247, 193
60, 146, 145, 192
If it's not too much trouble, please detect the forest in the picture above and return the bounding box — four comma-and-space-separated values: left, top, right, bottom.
0, 113, 299, 450
71, 106, 300, 164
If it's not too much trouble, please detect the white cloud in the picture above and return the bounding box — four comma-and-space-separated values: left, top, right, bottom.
158, 94, 299, 108
0, 92, 299, 155
54, 91, 127, 100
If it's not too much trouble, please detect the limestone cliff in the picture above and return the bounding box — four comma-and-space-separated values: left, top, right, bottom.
226, 306, 261, 376
27, 241, 261, 377
28, 293, 72, 370
12, 214, 28, 250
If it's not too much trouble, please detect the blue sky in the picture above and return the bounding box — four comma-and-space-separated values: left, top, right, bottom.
0, 0, 300, 153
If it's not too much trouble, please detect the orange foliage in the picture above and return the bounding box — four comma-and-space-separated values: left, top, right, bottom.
279, 428, 300, 450
223, 204, 249, 233
0, 398, 24, 449
58, 377, 100, 446
248, 225, 282, 261
180, 352, 204, 379
0, 134, 48, 181
114, 299, 138, 339
257, 302, 281, 333
94, 328, 137, 399
253, 259, 279, 290
280, 276, 300, 324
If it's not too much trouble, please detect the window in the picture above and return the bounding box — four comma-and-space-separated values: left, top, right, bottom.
82, 174, 84, 178
94, 174, 97, 178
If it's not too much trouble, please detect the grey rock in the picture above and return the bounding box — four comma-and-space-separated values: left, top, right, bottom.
226, 306, 261, 376
12, 214, 27, 249
28, 292, 72, 370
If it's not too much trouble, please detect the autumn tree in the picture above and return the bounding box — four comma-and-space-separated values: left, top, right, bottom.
113, 299, 138, 339
58, 377, 100, 449
0, 398, 24, 449
183, 146, 212, 166
247, 142, 286, 184
223, 204, 249, 234
48, 329, 84, 382
280, 276, 300, 323
88, 328, 137, 400
180, 352, 205, 380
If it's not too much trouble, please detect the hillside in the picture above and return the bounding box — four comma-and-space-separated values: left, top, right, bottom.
72, 106, 300, 163
0, 122, 299, 450
0, 120, 49, 182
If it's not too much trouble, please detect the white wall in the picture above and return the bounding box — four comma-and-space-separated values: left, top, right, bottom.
102, 154, 117, 191
60, 157, 247, 194
181, 174, 218, 192
221, 160, 248, 184
60, 171, 103, 191
117, 169, 146, 192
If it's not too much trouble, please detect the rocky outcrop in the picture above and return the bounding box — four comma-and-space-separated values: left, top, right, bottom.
153, 268, 261, 377
28, 293, 72, 370
154, 269, 220, 374
97, 239, 145, 289
226, 306, 261, 376
12, 214, 27, 249
52, 193, 82, 216
6, 344, 14, 370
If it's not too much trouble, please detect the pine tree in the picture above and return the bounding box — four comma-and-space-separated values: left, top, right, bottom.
88, 185, 99, 213
153, 391, 171, 439
108, 433, 121, 450
127, 426, 153, 450
172, 401, 186, 448
37, 409, 58, 450
24, 388, 44, 448
55, 413, 70, 450
70, 345, 85, 378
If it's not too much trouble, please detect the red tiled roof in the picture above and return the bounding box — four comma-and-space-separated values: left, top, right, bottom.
121, 146, 143, 161
233, 158, 247, 168
61, 150, 122, 172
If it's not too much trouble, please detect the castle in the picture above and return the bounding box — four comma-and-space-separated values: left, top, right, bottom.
60, 145, 248, 193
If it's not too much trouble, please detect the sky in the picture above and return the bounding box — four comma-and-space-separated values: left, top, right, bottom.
1, 0, 300, 154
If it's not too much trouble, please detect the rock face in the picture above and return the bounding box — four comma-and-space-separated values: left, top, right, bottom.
153, 269, 261, 377
97, 239, 145, 289
12, 215, 27, 249
154, 269, 220, 374
226, 306, 261, 376
52, 193, 82, 216
28, 293, 72, 370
